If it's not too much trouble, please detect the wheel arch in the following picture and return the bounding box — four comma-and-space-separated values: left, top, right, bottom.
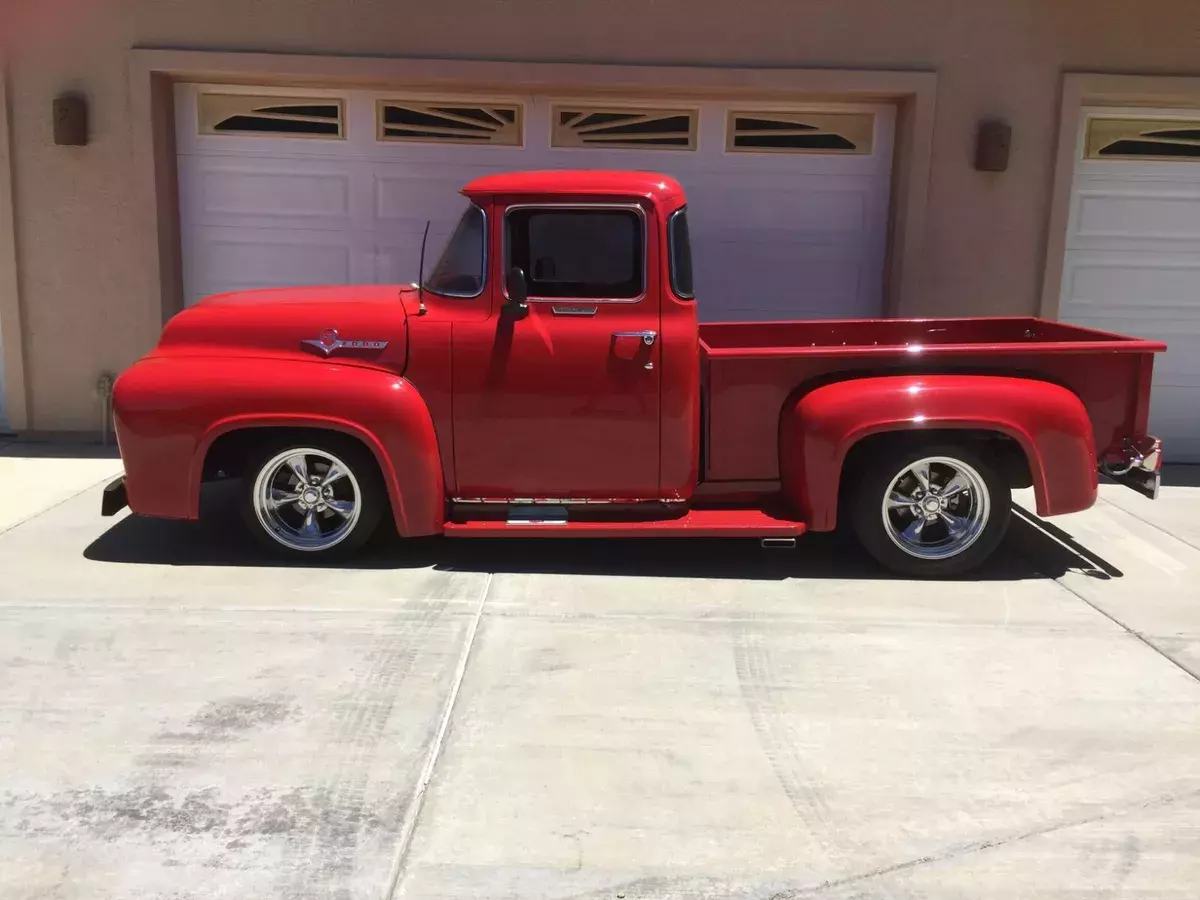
780, 374, 1097, 531
114, 358, 445, 534
192, 406, 444, 538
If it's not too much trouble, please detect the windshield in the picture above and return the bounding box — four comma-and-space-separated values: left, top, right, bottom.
423, 203, 486, 297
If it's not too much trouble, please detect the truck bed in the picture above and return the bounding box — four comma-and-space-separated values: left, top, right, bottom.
699, 316, 1167, 482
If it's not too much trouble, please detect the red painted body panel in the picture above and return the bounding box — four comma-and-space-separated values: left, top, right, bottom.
109, 171, 1167, 543
154, 285, 409, 371
463, 170, 686, 206
450, 196, 665, 496
701, 317, 1165, 482
113, 357, 445, 536
779, 375, 1097, 531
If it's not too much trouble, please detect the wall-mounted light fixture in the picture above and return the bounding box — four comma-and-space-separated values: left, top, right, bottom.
974, 119, 1012, 172
53, 94, 89, 146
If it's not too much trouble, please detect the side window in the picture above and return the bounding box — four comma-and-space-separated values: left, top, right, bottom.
506, 207, 644, 300
668, 207, 694, 299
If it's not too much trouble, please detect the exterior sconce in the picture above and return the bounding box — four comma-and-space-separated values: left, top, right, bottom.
53, 94, 89, 146
975, 119, 1011, 172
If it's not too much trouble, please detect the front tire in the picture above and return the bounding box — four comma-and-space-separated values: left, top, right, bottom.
240, 436, 385, 560
850, 443, 1011, 578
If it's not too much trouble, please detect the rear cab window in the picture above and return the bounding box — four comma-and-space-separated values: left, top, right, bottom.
668, 206, 694, 300
505, 206, 645, 301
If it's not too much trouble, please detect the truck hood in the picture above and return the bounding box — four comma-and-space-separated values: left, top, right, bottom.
152, 285, 409, 371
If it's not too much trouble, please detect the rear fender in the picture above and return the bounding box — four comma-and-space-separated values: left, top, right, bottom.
115, 357, 444, 536
779, 375, 1096, 531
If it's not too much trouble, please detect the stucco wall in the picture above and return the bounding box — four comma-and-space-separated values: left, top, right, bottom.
2, 0, 1199, 432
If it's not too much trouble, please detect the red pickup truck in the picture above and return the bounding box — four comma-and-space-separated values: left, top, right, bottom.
106, 170, 1166, 577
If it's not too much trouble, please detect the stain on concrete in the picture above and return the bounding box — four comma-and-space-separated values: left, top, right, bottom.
4, 784, 338, 843
136, 693, 298, 768
187, 695, 295, 736
529, 646, 572, 673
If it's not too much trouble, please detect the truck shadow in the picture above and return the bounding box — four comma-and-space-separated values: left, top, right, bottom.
83, 483, 1122, 582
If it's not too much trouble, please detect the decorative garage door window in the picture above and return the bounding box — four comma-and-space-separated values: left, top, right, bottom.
1086, 117, 1200, 161
376, 101, 522, 146
726, 111, 874, 154
551, 106, 698, 150
198, 94, 344, 139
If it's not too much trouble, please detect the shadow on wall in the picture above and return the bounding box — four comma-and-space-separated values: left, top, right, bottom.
83, 481, 1124, 582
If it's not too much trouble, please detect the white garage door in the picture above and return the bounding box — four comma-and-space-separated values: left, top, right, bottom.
1059, 108, 1200, 463
175, 84, 895, 322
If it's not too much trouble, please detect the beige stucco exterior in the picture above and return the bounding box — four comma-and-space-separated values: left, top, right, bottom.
1, 0, 1199, 434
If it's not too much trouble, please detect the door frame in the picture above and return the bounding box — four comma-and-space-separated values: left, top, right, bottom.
0, 56, 27, 430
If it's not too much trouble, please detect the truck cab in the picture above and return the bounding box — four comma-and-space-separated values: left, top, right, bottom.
108, 170, 1166, 577
422, 171, 700, 503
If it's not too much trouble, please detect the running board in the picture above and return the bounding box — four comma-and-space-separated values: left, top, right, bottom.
443, 506, 806, 539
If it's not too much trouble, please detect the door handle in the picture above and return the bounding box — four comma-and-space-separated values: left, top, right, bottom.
612, 330, 658, 346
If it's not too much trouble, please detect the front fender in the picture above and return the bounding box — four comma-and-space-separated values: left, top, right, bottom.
114, 357, 444, 536
779, 375, 1096, 531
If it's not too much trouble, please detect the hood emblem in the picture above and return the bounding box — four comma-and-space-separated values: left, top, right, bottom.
301, 328, 388, 358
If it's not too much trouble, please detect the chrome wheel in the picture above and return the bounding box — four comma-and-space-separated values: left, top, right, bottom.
881, 456, 990, 561
252, 447, 362, 552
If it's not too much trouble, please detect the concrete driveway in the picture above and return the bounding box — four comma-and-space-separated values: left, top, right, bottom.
1, 442, 1199, 899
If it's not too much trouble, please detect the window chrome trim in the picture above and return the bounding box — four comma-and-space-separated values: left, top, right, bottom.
502, 203, 647, 305
423, 203, 488, 299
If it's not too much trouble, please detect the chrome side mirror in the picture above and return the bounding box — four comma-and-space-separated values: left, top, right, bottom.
504, 266, 529, 316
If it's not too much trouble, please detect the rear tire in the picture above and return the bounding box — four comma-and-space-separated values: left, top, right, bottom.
850, 443, 1011, 578
239, 435, 385, 561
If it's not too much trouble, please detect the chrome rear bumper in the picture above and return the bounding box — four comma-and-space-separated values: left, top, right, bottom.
1100, 437, 1161, 501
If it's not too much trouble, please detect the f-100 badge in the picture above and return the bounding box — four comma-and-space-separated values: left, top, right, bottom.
301, 328, 389, 358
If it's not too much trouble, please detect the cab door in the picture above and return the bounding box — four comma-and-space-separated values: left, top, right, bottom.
451, 201, 661, 499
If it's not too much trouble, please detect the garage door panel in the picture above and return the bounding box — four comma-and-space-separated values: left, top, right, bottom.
695, 246, 869, 322
183, 227, 354, 301
372, 170, 488, 225
201, 168, 352, 221
1070, 189, 1200, 249
688, 186, 871, 242
1063, 255, 1200, 320
180, 158, 357, 231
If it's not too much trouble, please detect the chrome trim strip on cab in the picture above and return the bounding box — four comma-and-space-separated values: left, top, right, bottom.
552, 305, 598, 316
451, 497, 686, 505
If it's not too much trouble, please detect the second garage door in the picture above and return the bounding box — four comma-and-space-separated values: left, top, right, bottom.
175, 84, 895, 322
1059, 108, 1200, 463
